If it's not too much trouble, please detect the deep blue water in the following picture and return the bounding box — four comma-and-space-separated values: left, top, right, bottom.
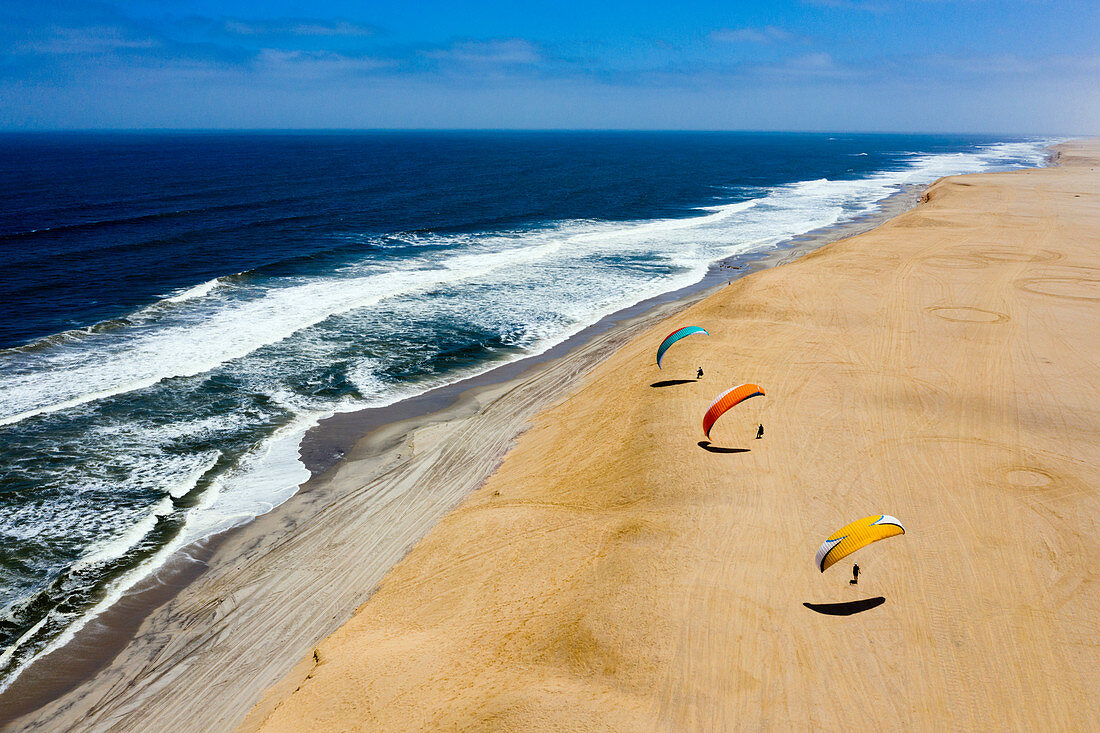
0, 131, 1053, 689
1, 130, 1042, 348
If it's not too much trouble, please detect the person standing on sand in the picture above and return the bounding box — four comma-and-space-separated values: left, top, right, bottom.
851, 564, 860, 585
697, 367, 703, 379
756, 424, 764, 439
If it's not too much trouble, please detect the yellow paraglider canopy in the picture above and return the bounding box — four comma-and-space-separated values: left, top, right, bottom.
814, 515, 905, 572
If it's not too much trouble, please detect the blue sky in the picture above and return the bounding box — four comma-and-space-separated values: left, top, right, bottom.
2, 0, 1097, 132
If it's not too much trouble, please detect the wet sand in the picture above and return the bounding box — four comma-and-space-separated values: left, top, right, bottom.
0, 176, 924, 731
245, 141, 1100, 731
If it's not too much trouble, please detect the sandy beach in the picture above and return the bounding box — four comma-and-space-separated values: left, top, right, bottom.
4, 141, 1097, 732
242, 140, 1100, 731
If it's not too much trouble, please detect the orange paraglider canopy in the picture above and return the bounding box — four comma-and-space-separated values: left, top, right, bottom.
702, 383, 765, 438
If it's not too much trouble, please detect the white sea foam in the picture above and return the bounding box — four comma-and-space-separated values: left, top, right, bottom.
162, 277, 225, 304
0, 451, 222, 599
0, 419, 312, 696
70, 497, 175, 572
165, 451, 222, 499
0, 243, 582, 427
0, 616, 49, 679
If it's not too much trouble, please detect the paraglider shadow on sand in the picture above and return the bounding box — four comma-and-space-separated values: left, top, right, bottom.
651, 379, 696, 388
697, 440, 750, 454
803, 597, 886, 616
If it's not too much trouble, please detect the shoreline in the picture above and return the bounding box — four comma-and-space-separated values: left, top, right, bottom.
300, 182, 928, 478
0, 180, 930, 729
245, 138, 1100, 731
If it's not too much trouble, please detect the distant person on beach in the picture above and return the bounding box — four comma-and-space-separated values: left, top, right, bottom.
756, 424, 764, 439
697, 367, 703, 379
850, 564, 860, 585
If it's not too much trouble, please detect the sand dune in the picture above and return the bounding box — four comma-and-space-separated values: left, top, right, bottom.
247, 141, 1100, 731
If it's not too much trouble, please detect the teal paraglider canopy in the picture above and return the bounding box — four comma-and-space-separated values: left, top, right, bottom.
656, 326, 709, 369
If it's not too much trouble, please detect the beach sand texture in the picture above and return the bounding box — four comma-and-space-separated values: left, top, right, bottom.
247, 141, 1100, 731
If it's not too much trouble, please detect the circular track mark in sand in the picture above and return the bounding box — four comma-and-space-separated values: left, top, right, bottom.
920, 253, 988, 269
1014, 276, 1100, 302
921, 249, 1062, 270
1005, 467, 1054, 489
925, 306, 1009, 323
980, 248, 1062, 264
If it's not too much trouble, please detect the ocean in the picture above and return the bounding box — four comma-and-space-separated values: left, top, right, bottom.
0, 131, 1054, 689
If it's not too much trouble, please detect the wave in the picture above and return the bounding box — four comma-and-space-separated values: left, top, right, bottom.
0, 247, 575, 426
0, 139, 1057, 430
0, 194, 315, 242
162, 277, 226, 304
0, 428, 294, 695
68, 497, 176, 573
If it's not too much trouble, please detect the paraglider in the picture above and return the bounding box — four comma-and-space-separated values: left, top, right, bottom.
702, 383, 765, 438
814, 515, 905, 573
656, 326, 708, 369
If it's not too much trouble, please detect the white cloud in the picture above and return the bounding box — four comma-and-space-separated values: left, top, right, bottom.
918, 53, 1100, 77
16, 25, 159, 55
801, 0, 887, 11
255, 49, 393, 79
424, 39, 540, 65
787, 52, 835, 69
222, 19, 377, 37
710, 26, 793, 44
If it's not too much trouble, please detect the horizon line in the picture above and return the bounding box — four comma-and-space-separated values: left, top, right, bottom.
0, 127, 1079, 137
